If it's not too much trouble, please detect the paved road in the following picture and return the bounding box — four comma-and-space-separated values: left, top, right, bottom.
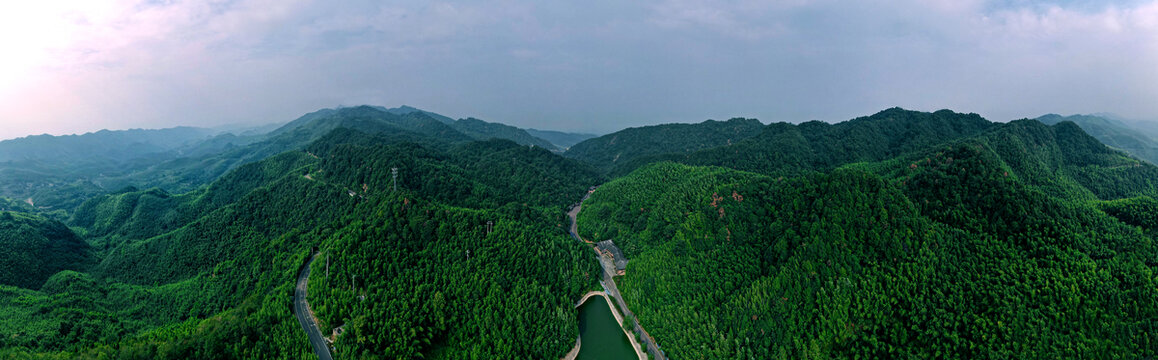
567, 189, 594, 243
567, 204, 585, 243
567, 189, 664, 360
295, 254, 334, 360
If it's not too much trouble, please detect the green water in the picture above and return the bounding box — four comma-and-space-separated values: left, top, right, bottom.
576, 297, 637, 360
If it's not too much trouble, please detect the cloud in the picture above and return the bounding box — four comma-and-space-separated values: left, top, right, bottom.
0, 0, 1156, 140
647, 0, 799, 40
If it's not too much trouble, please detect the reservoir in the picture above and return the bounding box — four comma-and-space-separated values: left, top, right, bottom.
576, 297, 637, 360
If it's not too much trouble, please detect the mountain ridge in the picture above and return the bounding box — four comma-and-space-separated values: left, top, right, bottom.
1, 105, 1156, 359
565, 117, 766, 173
1037, 113, 1158, 165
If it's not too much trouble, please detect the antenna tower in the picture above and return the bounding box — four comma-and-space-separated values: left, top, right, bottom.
392, 168, 399, 192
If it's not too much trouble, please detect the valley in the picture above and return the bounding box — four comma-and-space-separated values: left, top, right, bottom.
5, 0, 1155, 357
0, 105, 1155, 359
295, 254, 333, 360
564, 189, 649, 360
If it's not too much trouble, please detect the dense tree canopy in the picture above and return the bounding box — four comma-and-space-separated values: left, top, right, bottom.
576, 117, 1158, 358
565, 117, 765, 174
0, 124, 603, 359
2, 106, 1157, 359
0, 212, 93, 289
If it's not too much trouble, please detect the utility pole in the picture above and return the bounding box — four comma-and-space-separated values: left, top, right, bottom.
486, 221, 493, 235
392, 168, 398, 192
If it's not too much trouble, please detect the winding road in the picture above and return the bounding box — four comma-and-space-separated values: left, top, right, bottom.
295, 254, 334, 360
566, 189, 661, 360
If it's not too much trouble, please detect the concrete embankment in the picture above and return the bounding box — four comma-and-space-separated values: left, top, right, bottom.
561, 291, 647, 360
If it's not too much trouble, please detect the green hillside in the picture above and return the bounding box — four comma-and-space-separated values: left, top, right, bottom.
526, 128, 598, 149
576, 114, 1158, 358
382, 105, 457, 124
565, 117, 765, 174
1038, 113, 1158, 165
0, 127, 217, 164
0, 105, 564, 215
0, 127, 224, 213
2, 106, 1157, 359
300, 134, 602, 357
662, 108, 996, 176
0, 212, 93, 289
451, 118, 560, 150
382, 105, 560, 149
85, 106, 471, 201
0, 122, 603, 359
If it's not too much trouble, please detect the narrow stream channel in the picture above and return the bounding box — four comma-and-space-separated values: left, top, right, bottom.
576, 297, 636, 360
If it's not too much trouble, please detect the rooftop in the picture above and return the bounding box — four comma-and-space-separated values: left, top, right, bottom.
595, 239, 628, 271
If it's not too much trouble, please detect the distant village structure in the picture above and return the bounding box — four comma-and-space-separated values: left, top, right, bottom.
595, 240, 628, 276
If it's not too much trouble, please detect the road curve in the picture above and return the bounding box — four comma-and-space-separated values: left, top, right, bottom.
295, 254, 334, 360
567, 189, 594, 244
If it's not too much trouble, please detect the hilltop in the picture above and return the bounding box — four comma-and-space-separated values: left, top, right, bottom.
0, 106, 1155, 359
565, 117, 765, 174
1037, 113, 1158, 165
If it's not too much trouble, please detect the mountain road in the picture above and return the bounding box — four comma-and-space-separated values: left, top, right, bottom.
295, 254, 334, 360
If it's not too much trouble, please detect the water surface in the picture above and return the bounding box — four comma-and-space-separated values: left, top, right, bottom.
576, 297, 636, 360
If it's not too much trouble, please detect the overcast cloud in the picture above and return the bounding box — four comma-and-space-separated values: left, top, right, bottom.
0, 0, 1155, 140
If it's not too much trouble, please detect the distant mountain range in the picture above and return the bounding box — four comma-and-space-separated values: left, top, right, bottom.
525, 128, 599, 149
0, 127, 220, 163
1037, 113, 1158, 165
0, 105, 599, 212
2, 105, 1157, 359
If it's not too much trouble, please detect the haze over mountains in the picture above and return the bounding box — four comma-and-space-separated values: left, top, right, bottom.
0, 106, 595, 215
3, 1, 1155, 358
0, 105, 1156, 359
1037, 113, 1158, 165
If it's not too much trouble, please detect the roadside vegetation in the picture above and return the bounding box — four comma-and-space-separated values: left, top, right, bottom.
0, 106, 1155, 358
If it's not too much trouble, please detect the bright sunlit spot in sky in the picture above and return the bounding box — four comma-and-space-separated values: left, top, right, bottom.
0, 2, 93, 94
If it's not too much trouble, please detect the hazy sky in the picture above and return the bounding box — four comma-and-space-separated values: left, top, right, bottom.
1, 0, 1156, 140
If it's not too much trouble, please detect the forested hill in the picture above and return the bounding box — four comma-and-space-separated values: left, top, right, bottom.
0, 125, 604, 358
383, 105, 562, 150
1038, 113, 1158, 165
115, 106, 475, 197
576, 114, 1158, 357
0, 127, 225, 213
947, 119, 1158, 200
525, 128, 599, 150
0, 105, 573, 215
564, 117, 765, 173
450, 118, 560, 151
607, 108, 995, 177
0, 212, 92, 289
382, 105, 458, 124
302, 130, 603, 209
267, 105, 474, 145
0, 127, 217, 163
5, 104, 1158, 359
253, 106, 564, 169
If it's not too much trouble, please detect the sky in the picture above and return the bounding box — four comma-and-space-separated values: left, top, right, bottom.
1, 0, 1156, 140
